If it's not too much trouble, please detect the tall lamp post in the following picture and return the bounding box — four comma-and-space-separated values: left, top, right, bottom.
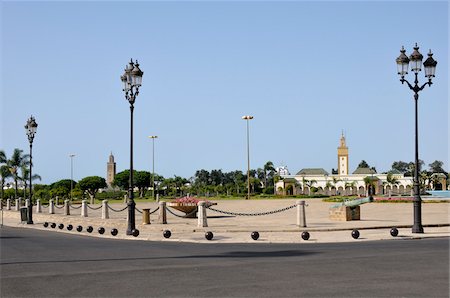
121, 59, 144, 235
69, 154, 75, 200
148, 136, 158, 200
25, 115, 38, 224
396, 43, 437, 233
242, 115, 253, 199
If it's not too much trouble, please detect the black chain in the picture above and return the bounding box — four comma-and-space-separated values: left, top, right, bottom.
54, 204, 64, 209
70, 204, 82, 210
86, 204, 102, 210
165, 206, 198, 218
108, 205, 128, 212
150, 207, 159, 214
135, 207, 143, 214
206, 204, 297, 216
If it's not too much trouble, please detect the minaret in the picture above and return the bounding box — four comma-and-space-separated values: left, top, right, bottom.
107, 152, 116, 187
337, 132, 349, 176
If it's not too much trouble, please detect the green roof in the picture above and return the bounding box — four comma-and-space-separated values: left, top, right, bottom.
282, 178, 297, 183
296, 168, 329, 176
353, 167, 377, 175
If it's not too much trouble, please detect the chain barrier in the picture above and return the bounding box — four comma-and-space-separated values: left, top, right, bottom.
70, 204, 82, 210
150, 207, 159, 214
54, 204, 64, 209
135, 207, 143, 214
206, 204, 297, 216
107, 205, 128, 212
41, 204, 49, 208
165, 206, 198, 218
86, 204, 102, 210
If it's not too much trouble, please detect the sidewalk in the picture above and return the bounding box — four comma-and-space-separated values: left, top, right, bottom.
1, 199, 449, 244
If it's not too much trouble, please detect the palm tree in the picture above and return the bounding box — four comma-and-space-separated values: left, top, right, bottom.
7, 149, 30, 199
0, 150, 6, 165
0, 165, 12, 200
305, 179, 317, 196
19, 165, 42, 199
383, 173, 400, 196
263, 161, 275, 189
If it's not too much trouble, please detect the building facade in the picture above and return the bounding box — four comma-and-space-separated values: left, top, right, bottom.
275, 134, 415, 197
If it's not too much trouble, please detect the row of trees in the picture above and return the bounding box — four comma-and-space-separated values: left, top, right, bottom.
1, 146, 448, 201
110, 161, 278, 197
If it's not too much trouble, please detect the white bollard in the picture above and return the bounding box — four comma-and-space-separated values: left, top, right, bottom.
7, 199, 11, 210
158, 201, 167, 224
197, 201, 208, 227
81, 200, 88, 217
297, 200, 307, 227
49, 199, 55, 214
36, 199, 42, 213
64, 200, 70, 215
102, 200, 109, 219
15, 199, 21, 211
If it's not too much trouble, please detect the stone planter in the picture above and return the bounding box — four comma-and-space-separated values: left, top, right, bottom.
166, 202, 217, 218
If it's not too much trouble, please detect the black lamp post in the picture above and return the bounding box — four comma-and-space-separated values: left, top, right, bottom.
396, 43, 437, 233
25, 115, 38, 224
121, 59, 144, 235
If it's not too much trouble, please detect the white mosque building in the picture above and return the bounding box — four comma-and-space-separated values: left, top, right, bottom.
275, 134, 414, 197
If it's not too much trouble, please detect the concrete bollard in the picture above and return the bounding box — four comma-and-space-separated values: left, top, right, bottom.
102, 200, 109, 219
156, 193, 160, 203
36, 199, 42, 213
297, 200, 307, 227
64, 200, 70, 215
81, 200, 88, 217
49, 199, 55, 214
158, 201, 167, 224
142, 208, 150, 224
55, 196, 59, 206
7, 199, 11, 210
197, 201, 208, 227
25, 199, 30, 208
15, 199, 21, 211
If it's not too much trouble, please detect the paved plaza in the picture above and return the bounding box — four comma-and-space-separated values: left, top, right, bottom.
1, 199, 449, 243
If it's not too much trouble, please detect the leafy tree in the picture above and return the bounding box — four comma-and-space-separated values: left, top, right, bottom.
391, 161, 410, 174
135, 171, 151, 197
50, 179, 76, 193
113, 170, 133, 190
428, 160, 445, 174
358, 160, 370, 168
78, 176, 107, 203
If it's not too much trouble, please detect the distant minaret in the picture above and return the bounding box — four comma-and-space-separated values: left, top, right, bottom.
337, 132, 349, 176
107, 152, 116, 187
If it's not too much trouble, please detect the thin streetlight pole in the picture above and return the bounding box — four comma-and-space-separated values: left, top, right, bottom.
148, 136, 158, 200
242, 115, 253, 199
69, 154, 75, 200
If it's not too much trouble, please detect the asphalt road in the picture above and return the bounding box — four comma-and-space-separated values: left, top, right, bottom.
1, 226, 449, 297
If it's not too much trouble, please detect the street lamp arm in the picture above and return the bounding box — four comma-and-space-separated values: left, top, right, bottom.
400, 78, 414, 90
418, 80, 432, 91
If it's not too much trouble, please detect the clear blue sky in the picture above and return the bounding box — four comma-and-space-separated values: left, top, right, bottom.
1, 1, 448, 184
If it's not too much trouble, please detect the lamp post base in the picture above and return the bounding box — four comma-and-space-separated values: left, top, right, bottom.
412, 224, 424, 233
126, 200, 136, 235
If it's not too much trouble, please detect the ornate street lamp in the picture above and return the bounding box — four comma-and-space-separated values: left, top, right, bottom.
121, 59, 144, 235
242, 115, 254, 199
24, 115, 38, 224
148, 136, 158, 200
396, 43, 437, 233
